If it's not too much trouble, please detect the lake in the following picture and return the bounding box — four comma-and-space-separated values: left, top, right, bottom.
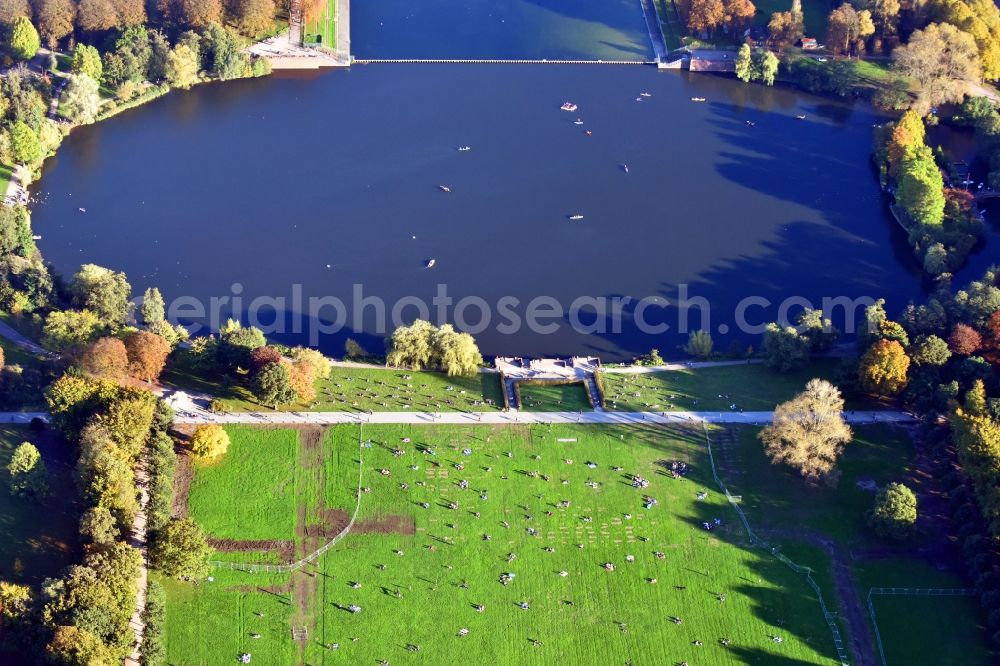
28, 5, 959, 361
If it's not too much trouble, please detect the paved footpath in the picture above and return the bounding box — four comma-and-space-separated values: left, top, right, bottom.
0, 410, 915, 426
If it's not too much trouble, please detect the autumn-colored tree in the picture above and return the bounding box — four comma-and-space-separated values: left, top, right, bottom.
893, 22, 981, 114
858, 338, 910, 396
759, 379, 853, 485
124, 330, 170, 382
886, 110, 925, 178
111, 0, 146, 25
33, 0, 76, 47
985, 310, 1000, 349
189, 423, 229, 459
174, 0, 223, 28
687, 0, 726, 34
79, 336, 129, 380
75, 0, 118, 32
229, 0, 275, 36
825, 3, 874, 55
302, 0, 325, 22
768, 11, 801, 50
248, 345, 282, 376
723, 0, 755, 31
948, 322, 982, 355
286, 358, 317, 403
0, 0, 31, 25
0, 346, 4, 373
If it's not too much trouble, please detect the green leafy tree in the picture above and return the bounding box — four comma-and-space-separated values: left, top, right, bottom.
166, 42, 199, 89
6, 441, 47, 499
7, 16, 40, 61
867, 482, 917, 539
753, 49, 779, 86
735, 43, 753, 82
910, 334, 951, 366
386, 319, 436, 370
60, 73, 101, 124
796, 308, 839, 352
152, 517, 211, 579
42, 309, 102, 350
218, 319, 266, 369
71, 43, 103, 81
140, 287, 165, 325
432, 324, 483, 376
9, 121, 40, 165
896, 145, 945, 225
252, 360, 295, 408
80, 505, 120, 546
762, 322, 810, 372
684, 330, 714, 358
70, 264, 132, 328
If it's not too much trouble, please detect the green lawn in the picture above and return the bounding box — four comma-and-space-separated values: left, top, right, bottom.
725, 424, 913, 547
601, 359, 846, 412
165, 355, 504, 413
187, 427, 300, 542
303, 0, 337, 49
0, 426, 81, 584
855, 560, 996, 666
0, 164, 11, 195
516, 381, 592, 412
168, 423, 844, 664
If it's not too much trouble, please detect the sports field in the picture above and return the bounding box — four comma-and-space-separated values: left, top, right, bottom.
303, 0, 337, 49
166, 423, 844, 664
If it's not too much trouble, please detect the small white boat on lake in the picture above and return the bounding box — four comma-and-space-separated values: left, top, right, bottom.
438, 185, 451, 193
426, 259, 436, 268
457, 146, 471, 152
691, 97, 706, 102
568, 214, 584, 221
561, 102, 578, 112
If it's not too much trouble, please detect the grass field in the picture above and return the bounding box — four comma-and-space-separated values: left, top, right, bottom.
0, 426, 80, 584
165, 356, 504, 413
726, 424, 913, 547
303, 0, 337, 49
168, 423, 845, 664
601, 359, 845, 412
517, 381, 592, 412
855, 560, 996, 666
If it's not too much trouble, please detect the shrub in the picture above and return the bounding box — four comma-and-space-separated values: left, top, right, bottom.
189, 424, 229, 459
867, 482, 917, 539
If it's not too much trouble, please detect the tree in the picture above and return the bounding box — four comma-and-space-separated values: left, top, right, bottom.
949, 323, 982, 355
0, 0, 30, 26
153, 517, 211, 578
218, 319, 265, 370
75, 0, 117, 32
684, 330, 714, 358
7, 16, 39, 61
759, 379, 853, 485
79, 336, 129, 380
70, 264, 132, 328
910, 334, 951, 366
386, 319, 436, 370
175, 0, 223, 28
344, 338, 367, 359
859, 338, 910, 396
140, 287, 165, 325
229, 0, 276, 36
768, 11, 801, 50
124, 330, 170, 382
291, 346, 331, 380
286, 358, 316, 403
735, 43, 753, 83
753, 49, 779, 86
723, 0, 755, 31
80, 505, 119, 546
867, 482, 917, 539
248, 345, 282, 376
762, 322, 810, 371
6, 441, 47, 499
46, 625, 116, 665
432, 324, 483, 376
252, 360, 295, 407
111, 0, 145, 26
893, 22, 980, 114
870, 0, 899, 38
932, 0, 1000, 81
166, 42, 199, 89
42, 309, 102, 350
687, 0, 726, 34
886, 110, 925, 178
9, 121, 40, 165
34, 0, 76, 47
60, 73, 101, 124
896, 145, 945, 225
796, 308, 839, 352
71, 43, 103, 81
189, 424, 229, 459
